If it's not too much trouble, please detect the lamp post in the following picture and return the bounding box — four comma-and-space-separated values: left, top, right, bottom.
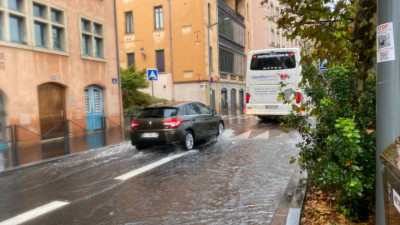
206, 17, 229, 110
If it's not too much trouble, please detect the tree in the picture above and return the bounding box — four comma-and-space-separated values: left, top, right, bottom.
120, 65, 149, 108
260, 0, 377, 221
261, 0, 376, 79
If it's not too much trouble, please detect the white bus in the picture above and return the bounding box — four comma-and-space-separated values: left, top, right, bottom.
245, 48, 303, 119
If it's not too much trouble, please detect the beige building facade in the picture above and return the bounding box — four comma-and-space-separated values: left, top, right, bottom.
251, 0, 302, 51
0, 0, 122, 147
117, 0, 251, 115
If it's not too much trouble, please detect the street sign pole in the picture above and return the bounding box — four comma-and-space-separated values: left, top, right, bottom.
151, 80, 154, 104
377, 0, 400, 224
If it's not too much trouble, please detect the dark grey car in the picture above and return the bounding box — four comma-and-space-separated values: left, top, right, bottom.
130, 102, 224, 150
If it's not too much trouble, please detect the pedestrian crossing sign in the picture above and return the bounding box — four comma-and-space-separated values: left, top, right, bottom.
147, 69, 158, 81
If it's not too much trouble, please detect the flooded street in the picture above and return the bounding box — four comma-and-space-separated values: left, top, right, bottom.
0, 116, 302, 225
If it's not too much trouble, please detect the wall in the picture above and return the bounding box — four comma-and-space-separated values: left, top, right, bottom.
0, 0, 121, 131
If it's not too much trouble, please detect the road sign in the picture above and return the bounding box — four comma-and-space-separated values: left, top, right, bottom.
147, 69, 158, 81
319, 58, 331, 71
210, 76, 214, 83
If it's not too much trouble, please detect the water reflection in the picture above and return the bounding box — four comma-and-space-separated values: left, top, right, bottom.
0, 128, 124, 172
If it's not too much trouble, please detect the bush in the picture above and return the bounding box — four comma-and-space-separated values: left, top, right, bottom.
281, 65, 376, 222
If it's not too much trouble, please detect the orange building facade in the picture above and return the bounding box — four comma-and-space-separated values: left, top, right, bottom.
0, 0, 122, 148
117, 0, 251, 115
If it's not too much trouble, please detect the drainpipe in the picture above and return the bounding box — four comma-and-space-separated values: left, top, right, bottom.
113, 0, 123, 125
168, 0, 174, 101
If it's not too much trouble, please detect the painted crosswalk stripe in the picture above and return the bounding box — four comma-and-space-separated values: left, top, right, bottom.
232, 130, 251, 140
252, 131, 270, 140
115, 152, 189, 181
0, 201, 69, 225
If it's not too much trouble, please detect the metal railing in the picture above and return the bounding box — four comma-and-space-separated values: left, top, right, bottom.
0, 117, 124, 168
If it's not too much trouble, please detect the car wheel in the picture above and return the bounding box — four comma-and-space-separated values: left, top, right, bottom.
217, 122, 224, 136
184, 131, 194, 150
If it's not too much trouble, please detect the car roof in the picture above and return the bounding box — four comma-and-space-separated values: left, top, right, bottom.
146, 101, 199, 108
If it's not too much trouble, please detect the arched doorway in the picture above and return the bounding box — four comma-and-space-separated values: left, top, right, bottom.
221, 88, 228, 116
38, 83, 66, 138
85, 85, 104, 131
239, 89, 244, 114
0, 93, 6, 147
231, 88, 237, 115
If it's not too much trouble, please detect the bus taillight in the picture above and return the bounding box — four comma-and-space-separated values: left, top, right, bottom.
296, 93, 302, 103
246, 93, 251, 103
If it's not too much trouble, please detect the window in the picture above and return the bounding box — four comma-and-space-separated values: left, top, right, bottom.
80, 17, 104, 59
32, 3, 66, 51
94, 23, 101, 35
270, 29, 274, 45
82, 34, 90, 55
125, 11, 133, 33
8, 0, 21, 11
0, 13, 3, 40
9, 15, 23, 43
218, 11, 245, 46
156, 49, 165, 72
51, 9, 61, 23
52, 27, 62, 50
185, 104, 200, 115
277, 31, 280, 46
154, 6, 163, 29
33, 3, 45, 18
219, 48, 245, 75
276, 8, 279, 18
270, 4, 273, 16
34, 22, 46, 47
196, 103, 212, 115
81, 19, 90, 32
250, 52, 296, 70
127, 53, 135, 67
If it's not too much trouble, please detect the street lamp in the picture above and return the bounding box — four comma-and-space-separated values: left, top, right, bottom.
206, 17, 229, 110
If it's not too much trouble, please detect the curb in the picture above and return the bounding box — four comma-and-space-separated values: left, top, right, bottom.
271, 170, 308, 225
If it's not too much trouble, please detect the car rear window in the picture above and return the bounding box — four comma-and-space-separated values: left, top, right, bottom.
250, 52, 296, 70
138, 108, 178, 118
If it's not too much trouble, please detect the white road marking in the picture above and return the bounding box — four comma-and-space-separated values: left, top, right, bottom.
114, 152, 189, 181
0, 201, 69, 225
232, 131, 251, 140
252, 131, 270, 140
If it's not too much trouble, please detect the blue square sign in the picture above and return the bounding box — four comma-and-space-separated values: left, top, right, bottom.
147, 69, 158, 81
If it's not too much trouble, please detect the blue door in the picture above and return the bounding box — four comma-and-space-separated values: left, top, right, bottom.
85, 86, 104, 132
0, 94, 6, 148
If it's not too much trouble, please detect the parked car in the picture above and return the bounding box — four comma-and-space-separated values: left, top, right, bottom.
130, 101, 224, 150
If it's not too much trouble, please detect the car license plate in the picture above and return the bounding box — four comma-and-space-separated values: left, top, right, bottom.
142, 133, 159, 138
265, 105, 278, 109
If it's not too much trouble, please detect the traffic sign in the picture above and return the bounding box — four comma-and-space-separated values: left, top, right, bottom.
210, 76, 214, 83
147, 69, 158, 81
319, 58, 331, 71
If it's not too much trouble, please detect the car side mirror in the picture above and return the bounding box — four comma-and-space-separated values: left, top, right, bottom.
212, 110, 217, 115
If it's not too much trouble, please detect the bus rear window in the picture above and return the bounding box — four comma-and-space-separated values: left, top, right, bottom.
250, 52, 296, 70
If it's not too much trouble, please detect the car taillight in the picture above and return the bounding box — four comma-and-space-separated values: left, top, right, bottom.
246, 93, 251, 103
131, 121, 139, 130
163, 118, 182, 129
296, 93, 302, 103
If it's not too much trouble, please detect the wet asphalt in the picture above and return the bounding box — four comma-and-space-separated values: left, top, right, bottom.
0, 116, 301, 225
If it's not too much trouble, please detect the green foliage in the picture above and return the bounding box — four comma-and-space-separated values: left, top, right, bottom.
262, 0, 377, 221
261, 0, 376, 78
121, 64, 170, 109
281, 66, 376, 222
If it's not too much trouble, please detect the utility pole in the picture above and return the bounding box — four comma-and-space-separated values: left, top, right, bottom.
377, 0, 400, 224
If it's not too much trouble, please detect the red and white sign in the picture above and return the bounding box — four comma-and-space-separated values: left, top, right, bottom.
377, 22, 395, 63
